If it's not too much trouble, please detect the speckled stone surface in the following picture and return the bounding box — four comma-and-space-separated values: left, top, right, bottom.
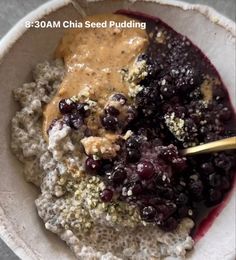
0, 0, 235, 259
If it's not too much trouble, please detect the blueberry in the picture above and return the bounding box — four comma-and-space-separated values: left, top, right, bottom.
185, 118, 196, 131
59, 99, 76, 114
159, 145, 178, 162
156, 203, 176, 220
126, 136, 140, 149
162, 188, 174, 200
63, 110, 84, 129
201, 162, 215, 175
130, 182, 143, 195
160, 84, 176, 98
162, 103, 172, 114
111, 166, 127, 185
137, 161, 155, 180
209, 173, 221, 187
100, 160, 113, 176
160, 217, 178, 231
173, 105, 186, 118
111, 93, 127, 104
191, 113, 201, 124
176, 193, 189, 205
136, 83, 161, 117
76, 103, 90, 117
63, 114, 71, 126
218, 106, 232, 121
174, 63, 202, 90
214, 154, 232, 172
105, 106, 120, 116
141, 205, 157, 221
70, 116, 84, 130
221, 176, 231, 191
213, 86, 227, 101
177, 207, 189, 218
101, 115, 118, 131
137, 53, 148, 61
127, 106, 137, 122
200, 125, 209, 135
188, 180, 203, 200
146, 180, 157, 192
172, 158, 187, 172
100, 189, 113, 202
85, 157, 101, 174
207, 189, 222, 206
126, 149, 141, 163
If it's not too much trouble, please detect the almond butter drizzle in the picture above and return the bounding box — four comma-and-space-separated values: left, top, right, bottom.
43, 14, 148, 136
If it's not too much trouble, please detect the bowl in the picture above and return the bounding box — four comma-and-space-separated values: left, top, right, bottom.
0, 0, 235, 259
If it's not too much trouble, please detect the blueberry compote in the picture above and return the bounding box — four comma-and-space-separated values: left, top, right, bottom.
53, 12, 236, 233
114, 10, 235, 233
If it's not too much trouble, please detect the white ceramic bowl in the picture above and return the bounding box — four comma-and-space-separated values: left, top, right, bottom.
0, 0, 235, 259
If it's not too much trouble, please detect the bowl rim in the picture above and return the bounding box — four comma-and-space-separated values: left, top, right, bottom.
0, 0, 235, 259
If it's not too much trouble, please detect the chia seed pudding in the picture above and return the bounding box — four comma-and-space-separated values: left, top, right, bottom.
11, 12, 236, 260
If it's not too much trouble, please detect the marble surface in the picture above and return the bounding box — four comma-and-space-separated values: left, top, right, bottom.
0, 0, 235, 259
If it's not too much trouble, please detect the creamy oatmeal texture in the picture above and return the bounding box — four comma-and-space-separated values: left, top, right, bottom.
11, 14, 196, 259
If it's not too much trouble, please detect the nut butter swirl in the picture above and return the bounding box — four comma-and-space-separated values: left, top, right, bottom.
43, 14, 148, 136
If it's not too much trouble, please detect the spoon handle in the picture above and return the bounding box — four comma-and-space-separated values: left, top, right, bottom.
181, 136, 236, 156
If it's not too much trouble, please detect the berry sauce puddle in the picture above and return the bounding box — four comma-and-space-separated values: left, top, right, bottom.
115, 9, 236, 240
193, 174, 236, 241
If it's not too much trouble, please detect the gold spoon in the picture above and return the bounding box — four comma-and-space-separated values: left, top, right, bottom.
181, 136, 236, 156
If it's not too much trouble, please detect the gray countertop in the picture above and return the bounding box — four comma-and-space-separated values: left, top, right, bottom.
0, 0, 235, 259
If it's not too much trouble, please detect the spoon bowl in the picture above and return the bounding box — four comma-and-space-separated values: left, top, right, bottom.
182, 136, 236, 156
